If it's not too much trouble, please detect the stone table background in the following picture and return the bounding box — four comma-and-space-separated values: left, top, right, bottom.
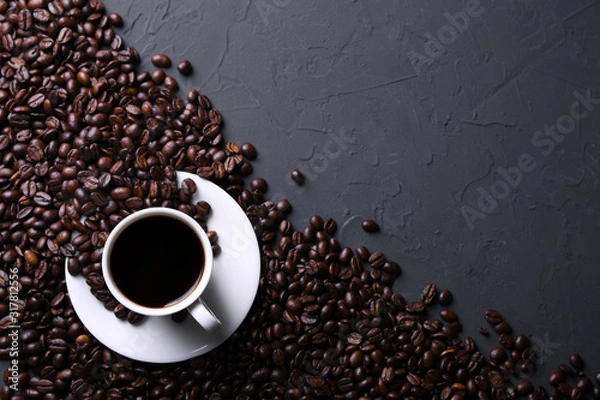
4, 0, 600, 390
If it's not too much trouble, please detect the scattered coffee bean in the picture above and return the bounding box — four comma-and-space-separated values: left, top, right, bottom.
108, 12, 124, 27
437, 288, 453, 305
570, 353, 585, 369
485, 309, 503, 324
420, 282, 437, 304
290, 169, 305, 184
498, 333, 514, 349
576, 376, 593, 392
151, 68, 166, 84
549, 370, 566, 386
361, 219, 379, 232
163, 75, 179, 91
250, 177, 268, 193
516, 380, 534, 395
177, 59, 193, 75
241, 143, 258, 160
151, 53, 172, 68
494, 320, 513, 334
439, 308, 458, 322
514, 333, 530, 350
405, 300, 425, 313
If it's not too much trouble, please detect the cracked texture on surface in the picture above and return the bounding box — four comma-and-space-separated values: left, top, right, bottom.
71, 0, 600, 380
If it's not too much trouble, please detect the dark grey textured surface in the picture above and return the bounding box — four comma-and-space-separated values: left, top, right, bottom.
105, 0, 600, 378
4, 0, 600, 390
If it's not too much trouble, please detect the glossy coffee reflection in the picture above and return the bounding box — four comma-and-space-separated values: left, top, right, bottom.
109, 215, 205, 308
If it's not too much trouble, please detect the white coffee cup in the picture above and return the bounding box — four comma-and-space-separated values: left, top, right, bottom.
101, 207, 221, 333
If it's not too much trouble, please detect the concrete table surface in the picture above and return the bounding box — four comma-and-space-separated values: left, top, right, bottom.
3, 0, 600, 392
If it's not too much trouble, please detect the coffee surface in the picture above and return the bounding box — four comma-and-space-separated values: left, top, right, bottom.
109, 216, 204, 308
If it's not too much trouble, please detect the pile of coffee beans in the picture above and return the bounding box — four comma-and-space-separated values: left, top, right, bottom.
0, 0, 247, 326
0, 1, 599, 399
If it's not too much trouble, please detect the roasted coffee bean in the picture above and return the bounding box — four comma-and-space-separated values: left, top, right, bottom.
494, 320, 512, 334
440, 309, 458, 322
490, 347, 507, 362
108, 12, 123, 26
323, 218, 337, 235
151, 68, 166, 84
355, 246, 370, 261
251, 177, 268, 193
48, 338, 68, 352
368, 251, 385, 268
575, 376, 593, 392
361, 219, 379, 232
498, 333, 514, 349
33, 379, 54, 394
569, 353, 584, 369
127, 311, 144, 324
485, 309, 503, 324
420, 282, 437, 304
177, 59, 193, 75
240, 142, 257, 160
437, 289, 453, 305
548, 370, 565, 386
290, 169, 305, 184
33, 191, 52, 206
309, 214, 324, 230
406, 301, 425, 313
521, 347, 535, 363
113, 304, 128, 319
513, 334, 530, 350
110, 186, 132, 200
163, 75, 179, 91
151, 53, 171, 68
487, 370, 505, 388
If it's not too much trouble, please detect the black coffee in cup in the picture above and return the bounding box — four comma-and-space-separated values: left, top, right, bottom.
109, 215, 205, 308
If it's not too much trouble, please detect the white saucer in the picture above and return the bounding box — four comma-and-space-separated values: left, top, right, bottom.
65, 171, 261, 363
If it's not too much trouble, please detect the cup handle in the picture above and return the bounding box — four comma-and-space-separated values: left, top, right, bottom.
187, 298, 222, 333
